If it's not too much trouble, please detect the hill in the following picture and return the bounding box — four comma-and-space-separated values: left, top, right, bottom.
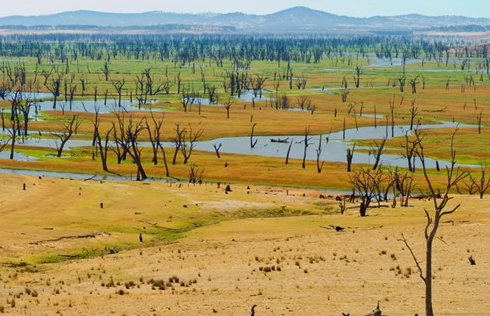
0, 6, 489, 33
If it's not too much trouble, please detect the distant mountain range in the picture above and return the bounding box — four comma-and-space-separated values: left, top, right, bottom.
0, 6, 489, 33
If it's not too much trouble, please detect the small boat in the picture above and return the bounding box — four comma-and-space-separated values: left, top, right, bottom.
270, 137, 289, 143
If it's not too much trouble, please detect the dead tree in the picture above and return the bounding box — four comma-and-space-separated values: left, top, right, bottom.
8, 89, 25, 138
389, 97, 396, 137
145, 113, 161, 165
145, 110, 170, 176
46, 73, 62, 109
0, 135, 8, 153
401, 128, 468, 316
341, 76, 348, 88
346, 144, 355, 172
162, 77, 173, 94
295, 77, 307, 90
7, 121, 18, 160
94, 117, 113, 173
171, 123, 185, 165
402, 133, 420, 172
112, 79, 125, 107
79, 75, 87, 96
176, 72, 182, 94
376, 169, 394, 203
302, 127, 311, 169
213, 143, 222, 158
296, 95, 311, 111
113, 114, 148, 181
207, 85, 217, 103
68, 82, 77, 110
350, 168, 385, 217
371, 138, 387, 170
224, 98, 233, 119
354, 65, 362, 88
398, 75, 406, 92
52, 115, 81, 157
466, 164, 490, 199
250, 123, 258, 148
135, 74, 149, 107
409, 100, 419, 131
252, 74, 267, 97
392, 168, 416, 207
285, 138, 294, 165
180, 125, 204, 164
102, 61, 110, 81
92, 108, 107, 171
341, 90, 350, 103
111, 115, 130, 164
181, 90, 196, 113
188, 164, 204, 184
316, 135, 325, 173
15, 89, 36, 138
476, 111, 482, 134
409, 76, 419, 94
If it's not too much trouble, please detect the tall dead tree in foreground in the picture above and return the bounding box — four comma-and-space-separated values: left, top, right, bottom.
400, 129, 468, 316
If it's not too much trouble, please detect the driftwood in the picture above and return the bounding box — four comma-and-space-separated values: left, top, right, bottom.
29, 231, 110, 245
364, 302, 382, 316
270, 137, 289, 143
341, 302, 388, 316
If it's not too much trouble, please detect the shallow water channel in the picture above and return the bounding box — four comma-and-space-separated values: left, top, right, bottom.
2, 120, 476, 173
195, 121, 475, 169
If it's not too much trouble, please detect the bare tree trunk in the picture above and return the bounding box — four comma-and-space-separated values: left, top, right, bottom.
346, 144, 355, 172
250, 123, 258, 148
425, 236, 434, 316
316, 135, 324, 173
401, 128, 468, 316
302, 127, 310, 169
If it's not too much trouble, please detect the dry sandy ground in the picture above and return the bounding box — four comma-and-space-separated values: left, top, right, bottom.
0, 174, 489, 315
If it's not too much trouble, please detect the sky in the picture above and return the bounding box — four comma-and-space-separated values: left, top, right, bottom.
0, 0, 488, 18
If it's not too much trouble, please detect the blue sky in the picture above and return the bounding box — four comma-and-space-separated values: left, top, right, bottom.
1, 0, 488, 18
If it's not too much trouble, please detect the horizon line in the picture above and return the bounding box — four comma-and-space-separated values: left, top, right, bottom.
0, 6, 488, 20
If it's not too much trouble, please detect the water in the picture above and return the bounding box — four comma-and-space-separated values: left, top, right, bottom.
0, 151, 37, 161
0, 121, 478, 172
194, 121, 478, 169
234, 89, 272, 102
34, 99, 161, 114
0, 167, 153, 182
3, 91, 52, 100
368, 57, 419, 68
